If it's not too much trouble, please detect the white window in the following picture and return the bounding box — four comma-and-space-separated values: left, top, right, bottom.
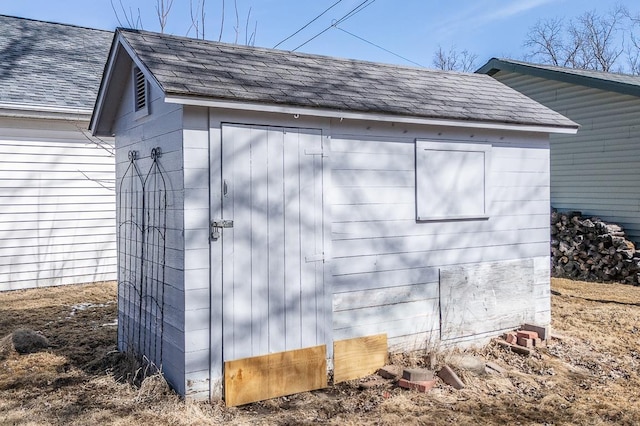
415, 140, 491, 221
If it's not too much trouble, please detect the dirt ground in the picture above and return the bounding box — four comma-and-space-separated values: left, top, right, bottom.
1, 278, 639, 425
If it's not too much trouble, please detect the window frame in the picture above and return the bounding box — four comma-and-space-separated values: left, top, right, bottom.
415, 139, 492, 222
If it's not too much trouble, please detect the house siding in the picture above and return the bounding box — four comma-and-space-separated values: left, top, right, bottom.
490, 71, 640, 242
112, 64, 186, 396
329, 120, 550, 350
0, 117, 116, 290
114, 103, 553, 400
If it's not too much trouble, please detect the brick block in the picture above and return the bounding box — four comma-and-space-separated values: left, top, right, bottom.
402, 368, 434, 382
377, 365, 402, 380
517, 330, 539, 340
517, 336, 534, 348
522, 323, 550, 341
504, 332, 518, 344
437, 365, 465, 390
398, 378, 436, 393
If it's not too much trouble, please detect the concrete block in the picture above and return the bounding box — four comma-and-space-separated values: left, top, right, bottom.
437, 365, 465, 390
402, 368, 434, 382
448, 354, 486, 375
398, 378, 436, 393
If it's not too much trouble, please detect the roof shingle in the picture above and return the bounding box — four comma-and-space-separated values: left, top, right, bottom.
118, 29, 577, 129
0, 15, 112, 111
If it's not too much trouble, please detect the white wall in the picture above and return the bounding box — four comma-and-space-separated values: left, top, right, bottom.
491, 71, 640, 243
329, 119, 551, 350
0, 117, 116, 290
109, 81, 554, 400
181, 106, 211, 399
112, 61, 186, 396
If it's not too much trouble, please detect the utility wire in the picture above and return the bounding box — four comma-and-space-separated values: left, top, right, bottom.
291, 0, 376, 52
273, 0, 344, 49
335, 26, 425, 67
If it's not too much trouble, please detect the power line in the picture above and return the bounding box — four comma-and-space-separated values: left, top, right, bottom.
291, 0, 377, 52
273, 0, 344, 49
335, 26, 425, 67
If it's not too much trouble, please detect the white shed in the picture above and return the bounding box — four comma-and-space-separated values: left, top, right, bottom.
91, 29, 578, 403
0, 16, 116, 290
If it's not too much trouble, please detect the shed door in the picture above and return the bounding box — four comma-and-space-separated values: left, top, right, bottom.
220, 124, 326, 362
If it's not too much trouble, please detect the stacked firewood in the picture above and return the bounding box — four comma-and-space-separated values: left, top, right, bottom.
551, 210, 640, 285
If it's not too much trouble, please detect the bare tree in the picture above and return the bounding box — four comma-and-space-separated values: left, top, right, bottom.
155, 0, 174, 33
111, 0, 143, 29
523, 5, 628, 72
576, 6, 626, 71
218, 0, 225, 41
432, 45, 478, 72
625, 9, 640, 74
188, 0, 206, 39
111, 0, 256, 45
523, 17, 577, 67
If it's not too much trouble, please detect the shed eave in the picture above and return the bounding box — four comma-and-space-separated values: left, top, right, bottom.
477, 58, 640, 98
164, 94, 578, 135
0, 102, 91, 121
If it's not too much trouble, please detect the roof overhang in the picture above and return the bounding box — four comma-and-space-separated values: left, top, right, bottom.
477, 58, 640, 98
165, 94, 579, 135
0, 102, 91, 121
91, 37, 577, 137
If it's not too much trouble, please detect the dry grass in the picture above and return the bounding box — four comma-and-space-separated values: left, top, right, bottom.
1, 279, 639, 425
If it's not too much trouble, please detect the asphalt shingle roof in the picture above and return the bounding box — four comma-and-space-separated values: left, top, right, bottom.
477, 58, 640, 97
117, 29, 577, 129
0, 15, 112, 111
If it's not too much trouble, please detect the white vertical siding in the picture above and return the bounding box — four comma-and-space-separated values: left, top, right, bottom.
329, 120, 551, 350
492, 71, 640, 243
112, 66, 187, 396
182, 106, 211, 399
0, 118, 116, 290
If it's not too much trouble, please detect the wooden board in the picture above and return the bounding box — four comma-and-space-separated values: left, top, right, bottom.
333, 334, 387, 384
224, 345, 327, 407
439, 259, 535, 340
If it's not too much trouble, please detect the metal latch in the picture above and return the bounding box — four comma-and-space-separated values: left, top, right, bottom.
211, 220, 233, 241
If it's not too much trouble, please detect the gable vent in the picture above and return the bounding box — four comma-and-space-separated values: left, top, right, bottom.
134, 67, 147, 112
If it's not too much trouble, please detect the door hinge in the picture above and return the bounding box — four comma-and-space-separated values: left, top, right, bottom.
211, 219, 233, 241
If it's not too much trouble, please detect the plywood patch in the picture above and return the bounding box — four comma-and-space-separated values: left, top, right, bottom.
224, 345, 327, 407
440, 259, 535, 340
333, 334, 387, 383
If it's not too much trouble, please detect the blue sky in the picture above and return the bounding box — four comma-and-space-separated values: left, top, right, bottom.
1, 0, 633, 68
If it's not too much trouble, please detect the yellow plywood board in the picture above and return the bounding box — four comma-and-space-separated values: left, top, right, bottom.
224, 345, 327, 407
333, 334, 388, 384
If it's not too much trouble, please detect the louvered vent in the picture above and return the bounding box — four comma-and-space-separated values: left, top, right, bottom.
134, 67, 147, 112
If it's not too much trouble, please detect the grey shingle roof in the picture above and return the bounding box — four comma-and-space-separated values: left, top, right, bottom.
477, 58, 640, 97
118, 29, 577, 129
0, 15, 112, 111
